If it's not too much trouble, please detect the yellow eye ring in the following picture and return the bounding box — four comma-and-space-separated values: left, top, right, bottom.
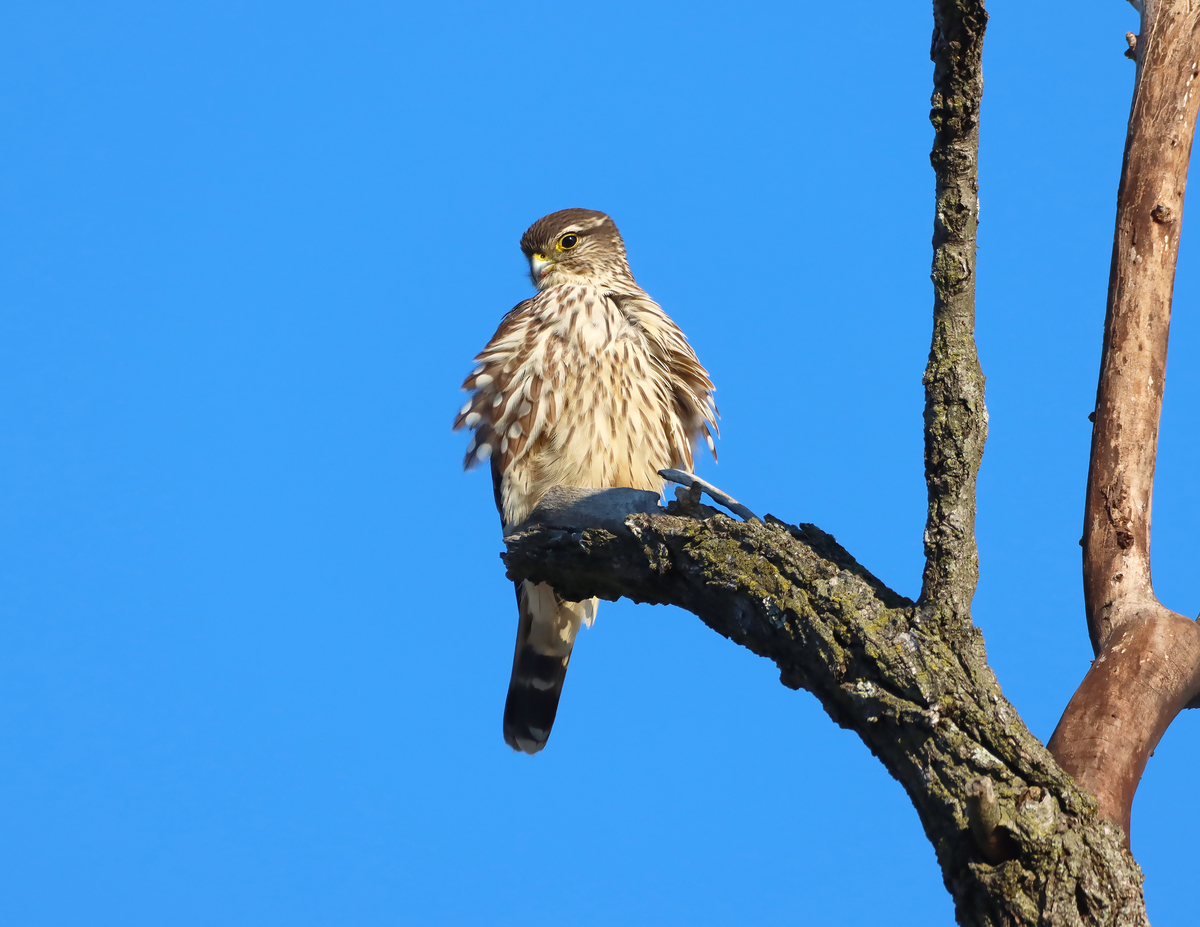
556, 233, 579, 251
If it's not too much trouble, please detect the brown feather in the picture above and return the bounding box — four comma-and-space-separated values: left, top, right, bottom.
455, 209, 718, 752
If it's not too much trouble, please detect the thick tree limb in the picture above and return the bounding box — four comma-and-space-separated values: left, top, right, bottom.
1049, 0, 1200, 837
504, 498, 1147, 927
492, 0, 1166, 921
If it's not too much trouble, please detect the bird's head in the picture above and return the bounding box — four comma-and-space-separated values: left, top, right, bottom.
519, 208, 631, 289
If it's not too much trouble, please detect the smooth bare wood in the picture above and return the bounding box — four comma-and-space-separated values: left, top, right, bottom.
1050, 0, 1200, 836
1082, 0, 1200, 651
488, 0, 1191, 920
1050, 612, 1200, 837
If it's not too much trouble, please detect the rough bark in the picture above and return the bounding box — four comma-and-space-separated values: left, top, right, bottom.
922, 0, 989, 645
1048, 0, 1200, 838
491, 0, 1166, 922
504, 495, 1147, 926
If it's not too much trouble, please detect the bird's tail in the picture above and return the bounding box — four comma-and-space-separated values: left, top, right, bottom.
503, 580, 597, 754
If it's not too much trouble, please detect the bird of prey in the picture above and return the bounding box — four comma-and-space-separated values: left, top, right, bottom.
454, 208, 718, 754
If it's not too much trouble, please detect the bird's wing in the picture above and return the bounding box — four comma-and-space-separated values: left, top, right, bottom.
453, 295, 555, 483
610, 291, 719, 467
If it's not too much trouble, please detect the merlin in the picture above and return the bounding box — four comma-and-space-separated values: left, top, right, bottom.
454, 208, 718, 754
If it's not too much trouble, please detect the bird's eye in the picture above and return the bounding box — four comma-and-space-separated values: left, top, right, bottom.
558, 234, 579, 250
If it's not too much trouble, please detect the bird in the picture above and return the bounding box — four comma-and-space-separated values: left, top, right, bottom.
454, 208, 718, 754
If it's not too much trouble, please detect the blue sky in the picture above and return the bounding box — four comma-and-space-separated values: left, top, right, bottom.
2, 1, 1198, 924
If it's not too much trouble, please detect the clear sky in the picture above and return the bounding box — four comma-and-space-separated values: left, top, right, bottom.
2, 1, 1198, 924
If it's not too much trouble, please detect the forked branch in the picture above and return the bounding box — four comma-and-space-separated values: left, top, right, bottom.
503, 494, 1146, 926
496, 0, 1164, 921
1048, 0, 1200, 838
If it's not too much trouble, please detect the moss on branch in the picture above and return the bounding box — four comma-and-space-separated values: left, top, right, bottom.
504, 508, 1146, 927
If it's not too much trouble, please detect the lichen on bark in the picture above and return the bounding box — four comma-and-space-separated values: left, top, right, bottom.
922, 0, 989, 645
493, 0, 1167, 922
504, 507, 1147, 926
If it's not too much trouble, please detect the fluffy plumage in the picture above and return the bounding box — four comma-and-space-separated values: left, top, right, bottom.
454, 208, 717, 753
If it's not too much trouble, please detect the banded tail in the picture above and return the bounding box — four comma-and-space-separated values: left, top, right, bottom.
503, 580, 597, 754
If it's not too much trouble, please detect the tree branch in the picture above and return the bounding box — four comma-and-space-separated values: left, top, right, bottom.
1048, 0, 1200, 838
503, 495, 1147, 927
1082, 0, 1199, 650
491, 0, 1170, 920
922, 0, 989, 637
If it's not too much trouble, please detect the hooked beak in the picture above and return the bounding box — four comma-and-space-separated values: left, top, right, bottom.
529, 252, 554, 285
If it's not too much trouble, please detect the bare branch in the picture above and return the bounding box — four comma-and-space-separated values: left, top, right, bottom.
922, 0, 989, 636
1082, 0, 1200, 651
487, 1, 1177, 918
1050, 614, 1200, 837
1050, 0, 1200, 835
503, 494, 1148, 927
